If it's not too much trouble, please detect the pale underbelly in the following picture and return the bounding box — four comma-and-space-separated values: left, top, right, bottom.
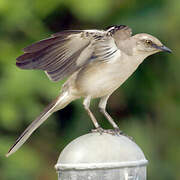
74, 61, 138, 98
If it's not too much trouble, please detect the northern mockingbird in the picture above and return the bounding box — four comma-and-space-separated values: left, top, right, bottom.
7, 25, 172, 156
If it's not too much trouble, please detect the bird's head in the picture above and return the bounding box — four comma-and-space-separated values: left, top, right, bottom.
132, 33, 172, 56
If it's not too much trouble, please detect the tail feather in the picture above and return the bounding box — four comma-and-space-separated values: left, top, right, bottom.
6, 92, 74, 157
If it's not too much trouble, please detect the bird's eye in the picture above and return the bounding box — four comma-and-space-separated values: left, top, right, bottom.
145, 40, 152, 45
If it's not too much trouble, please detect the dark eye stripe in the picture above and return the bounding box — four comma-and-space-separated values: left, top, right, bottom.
151, 43, 159, 49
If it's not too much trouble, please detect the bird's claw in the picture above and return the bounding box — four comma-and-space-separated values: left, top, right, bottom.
91, 127, 133, 140
113, 127, 123, 135
91, 127, 105, 134
113, 128, 134, 140
103, 128, 123, 136
91, 127, 121, 135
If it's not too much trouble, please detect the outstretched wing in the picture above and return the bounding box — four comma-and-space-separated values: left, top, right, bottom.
16, 30, 92, 81
16, 25, 132, 81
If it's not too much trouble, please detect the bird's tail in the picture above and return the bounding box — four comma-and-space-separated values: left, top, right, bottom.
6, 91, 76, 157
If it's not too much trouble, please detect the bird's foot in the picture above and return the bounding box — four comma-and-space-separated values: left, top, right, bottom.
91, 127, 122, 136
91, 127, 133, 140
115, 128, 134, 140
91, 127, 106, 134
102, 128, 123, 136
113, 127, 123, 135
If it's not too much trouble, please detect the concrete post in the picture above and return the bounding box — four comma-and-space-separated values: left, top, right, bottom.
55, 132, 148, 180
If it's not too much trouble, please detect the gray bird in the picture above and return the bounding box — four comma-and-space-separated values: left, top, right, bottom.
7, 25, 172, 157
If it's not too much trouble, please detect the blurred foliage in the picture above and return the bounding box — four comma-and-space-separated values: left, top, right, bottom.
0, 0, 179, 179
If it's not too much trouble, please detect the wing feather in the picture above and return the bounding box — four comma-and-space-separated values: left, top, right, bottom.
16, 25, 131, 82
16, 31, 90, 81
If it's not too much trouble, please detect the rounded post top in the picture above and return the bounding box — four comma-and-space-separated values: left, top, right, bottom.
55, 132, 148, 170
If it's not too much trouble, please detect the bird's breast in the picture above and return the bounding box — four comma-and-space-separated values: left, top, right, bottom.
74, 55, 141, 98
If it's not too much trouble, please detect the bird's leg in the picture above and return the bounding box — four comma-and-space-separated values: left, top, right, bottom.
83, 96, 104, 133
99, 95, 122, 135
98, 95, 133, 139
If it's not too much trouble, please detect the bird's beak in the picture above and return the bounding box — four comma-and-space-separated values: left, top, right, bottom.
153, 44, 172, 53
159, 45, 172, 53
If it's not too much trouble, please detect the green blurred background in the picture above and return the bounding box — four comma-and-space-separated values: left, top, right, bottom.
0, 0, 179, 179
